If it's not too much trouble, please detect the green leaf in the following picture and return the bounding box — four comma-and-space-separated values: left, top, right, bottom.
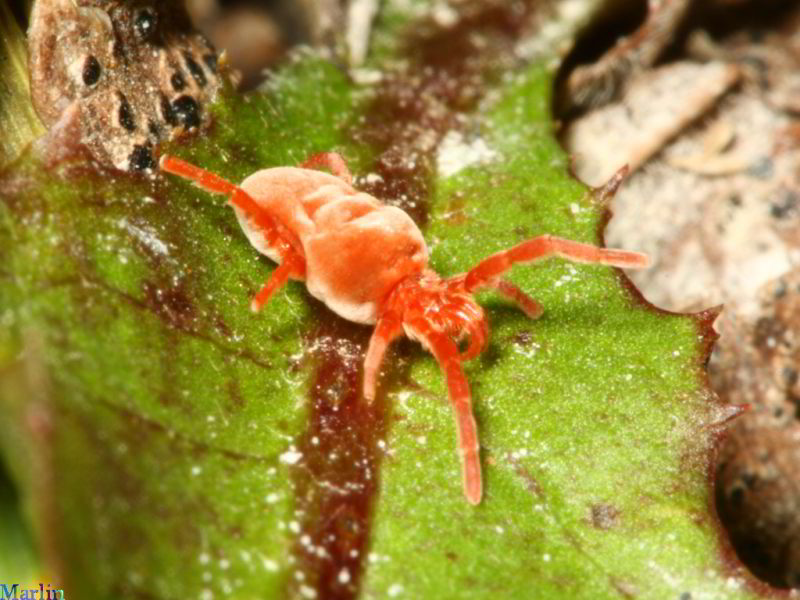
0, 2, 45, 167
0, 3, 762, 599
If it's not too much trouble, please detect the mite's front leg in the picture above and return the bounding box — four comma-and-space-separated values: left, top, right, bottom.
363, 313, 403, 401
408, 318, 482, 505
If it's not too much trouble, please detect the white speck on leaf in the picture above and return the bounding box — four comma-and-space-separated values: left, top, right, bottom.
436, 130, 500, 178
261, 557, 279, 572
119, 218, 169, 256
280, 449, 303, 465
299, 584, 317, 599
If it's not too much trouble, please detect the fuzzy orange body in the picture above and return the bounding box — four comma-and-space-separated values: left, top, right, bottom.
236, 167, 427, 324
161, 152, 649, 505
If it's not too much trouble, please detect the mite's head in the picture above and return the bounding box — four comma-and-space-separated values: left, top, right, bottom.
389, 270, 489, 360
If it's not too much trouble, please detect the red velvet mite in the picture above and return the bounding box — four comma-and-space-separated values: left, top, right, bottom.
160, 152, 649, 505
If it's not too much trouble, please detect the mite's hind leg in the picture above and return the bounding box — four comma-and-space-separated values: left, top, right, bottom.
250, 253, 306, 313
160, 155, 302, 255
161, 155, 307, 313
300, 152, 353, 184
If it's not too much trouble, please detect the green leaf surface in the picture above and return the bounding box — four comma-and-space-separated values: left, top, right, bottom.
0, 2, 762, 599
0, 1, 45, 167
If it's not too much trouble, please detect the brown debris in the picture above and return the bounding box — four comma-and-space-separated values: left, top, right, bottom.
712, 270, 800, 420
715, 401, 800, 588
198, 6, 284, 91
565, 60, 741, 187
589, 503, 620, 530
560, 0, 692, 115
602, 70, 800, 314
28, 0, 222, 171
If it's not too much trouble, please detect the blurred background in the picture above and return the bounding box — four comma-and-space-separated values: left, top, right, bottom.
3, 0, 800, 592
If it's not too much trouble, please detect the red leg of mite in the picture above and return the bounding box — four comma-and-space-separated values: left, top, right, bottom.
411, 318, 482, 505
160, 155, 240, 196
464, 235, 650, 291
461, 314, 489, 361
363, 313, 403, 401
300, 152, 353, 185
490, 279, 544, 320
160, 155, 304, 258
250, 254, 306, 312
434, 290, 487, 361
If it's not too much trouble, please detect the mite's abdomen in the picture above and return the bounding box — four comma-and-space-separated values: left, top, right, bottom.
304, 201, 428, 324
236, 167, 428, 323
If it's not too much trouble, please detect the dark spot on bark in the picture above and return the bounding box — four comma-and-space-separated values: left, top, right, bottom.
82, 55, 101, 86
729, 483, 745, 507
112, 39, 125, 60
753, 316, 781, 351
160, 94, 176, 126
171, 70, 187, 92
740, 471, 757, 488
118, 93, 136, 132
782, 367, 798, 387
183, 51, 207, 87
171, 95, 200, 128
158, 95, 176, 127
203, 53, 218, 74
769, 189, 798, 219
129, 145, 155, 171
134, 8, 158, 41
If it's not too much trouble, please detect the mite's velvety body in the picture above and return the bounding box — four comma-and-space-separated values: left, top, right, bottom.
161, 153, 649, 505
235, 165, 427, 324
